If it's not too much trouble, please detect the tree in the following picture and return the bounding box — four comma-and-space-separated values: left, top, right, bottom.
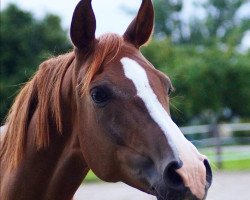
153, 0, 250, 46
153, 0, 184, 42
190, 0, 250, 47
143, 0, 250, 125
142, 39, 250, 125
0, 4, 71, 123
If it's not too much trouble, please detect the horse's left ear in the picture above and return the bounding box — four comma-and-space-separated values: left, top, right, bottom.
70, 0, 96, 50
123, 0, 154, 48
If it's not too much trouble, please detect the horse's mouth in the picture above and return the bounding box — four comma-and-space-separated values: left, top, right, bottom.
151, 187, 207, 200
148, 162, 212, 200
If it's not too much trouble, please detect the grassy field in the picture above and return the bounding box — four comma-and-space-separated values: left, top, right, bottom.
84, 146, 250, 182
84, 171, 101, 183
199, 147, 250, 171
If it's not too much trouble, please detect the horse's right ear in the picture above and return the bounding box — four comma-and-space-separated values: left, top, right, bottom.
70, 0, 96, 50
123, 0, 154, 48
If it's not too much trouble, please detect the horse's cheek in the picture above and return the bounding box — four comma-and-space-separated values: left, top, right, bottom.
78, 120, 120, 182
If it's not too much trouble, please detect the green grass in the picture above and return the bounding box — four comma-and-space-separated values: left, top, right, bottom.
84, 170, 100, 183
222, 159, 250, 170
199, 148, 250, 171
203, 157, 250, 171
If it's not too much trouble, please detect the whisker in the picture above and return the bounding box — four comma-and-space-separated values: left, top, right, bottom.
154, 184, 166, 200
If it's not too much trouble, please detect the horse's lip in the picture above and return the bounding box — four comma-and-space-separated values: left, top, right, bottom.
150, 186, 206, 200
148, 188, 156, 196
149, 186, 164, 200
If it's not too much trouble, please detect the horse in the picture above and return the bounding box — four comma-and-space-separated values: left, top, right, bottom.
0, 0, 212, 199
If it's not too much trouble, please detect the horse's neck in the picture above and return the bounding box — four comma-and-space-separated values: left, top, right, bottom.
43, 134, 89, 200
2, 127, 89, 200
1, 64, 89, 200
42, 63, 90, 199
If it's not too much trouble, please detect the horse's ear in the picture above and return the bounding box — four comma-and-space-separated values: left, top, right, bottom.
70, 0, 96, 50
123, 0, 154, 48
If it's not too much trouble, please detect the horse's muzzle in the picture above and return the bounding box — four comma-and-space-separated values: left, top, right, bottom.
150, 159, 212, 200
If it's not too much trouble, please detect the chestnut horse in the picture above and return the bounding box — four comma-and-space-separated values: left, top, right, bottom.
0, 0, 212, 200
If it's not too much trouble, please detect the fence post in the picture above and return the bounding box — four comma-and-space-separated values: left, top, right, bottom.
212, 123, 222, 169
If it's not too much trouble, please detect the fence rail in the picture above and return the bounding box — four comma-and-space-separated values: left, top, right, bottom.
180, 123, 250, 135
180, 123, 250, 169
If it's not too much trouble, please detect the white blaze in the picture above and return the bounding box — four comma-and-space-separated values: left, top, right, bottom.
121, 57, 207, 199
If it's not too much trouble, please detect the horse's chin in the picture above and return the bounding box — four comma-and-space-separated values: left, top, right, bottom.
154, 188, 206, 200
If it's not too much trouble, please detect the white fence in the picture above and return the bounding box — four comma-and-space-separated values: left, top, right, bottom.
180, 123, 250, 135
180, 123, 250, 169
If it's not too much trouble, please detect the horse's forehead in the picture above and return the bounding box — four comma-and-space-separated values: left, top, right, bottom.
120, 57, 152, 84
104, 59, 147, 89
120, 57, 160, 92
120, 56, 157, 90
96, 43, 169, 96
106, 50, 158, 83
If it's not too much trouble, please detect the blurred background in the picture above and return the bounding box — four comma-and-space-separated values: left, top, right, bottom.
1, 0, 250, 199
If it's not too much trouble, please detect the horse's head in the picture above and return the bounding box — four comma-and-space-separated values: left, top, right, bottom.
70, 0, 212, 199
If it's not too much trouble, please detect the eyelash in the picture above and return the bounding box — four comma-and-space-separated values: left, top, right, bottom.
168, 88, 172, 96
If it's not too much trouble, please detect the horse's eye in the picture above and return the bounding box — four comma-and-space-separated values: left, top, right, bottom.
91, 87, 111, 106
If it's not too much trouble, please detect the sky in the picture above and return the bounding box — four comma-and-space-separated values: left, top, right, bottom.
1, 0, 141, 35
1, 0, 204, 36
1, 0, 250, 50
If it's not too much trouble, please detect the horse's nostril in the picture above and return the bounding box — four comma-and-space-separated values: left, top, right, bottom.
150, 186, 156, 194
204, 159, 213, 188
163, 161, 185, 191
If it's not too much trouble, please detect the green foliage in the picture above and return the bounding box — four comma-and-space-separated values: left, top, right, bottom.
153, 0, 250, 46
0, 4, 71, 123
153, 0, 184, 41
142, 40, 250, 125
202, 0, 250, 47
143, 0, 250, 125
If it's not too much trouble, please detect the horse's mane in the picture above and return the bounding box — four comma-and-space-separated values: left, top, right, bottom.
0, 33, 123, 170
0, 52, 75, 170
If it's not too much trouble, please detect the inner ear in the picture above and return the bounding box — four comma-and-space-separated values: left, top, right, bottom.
70, 0, 96, 50
123, 0, 154, 48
